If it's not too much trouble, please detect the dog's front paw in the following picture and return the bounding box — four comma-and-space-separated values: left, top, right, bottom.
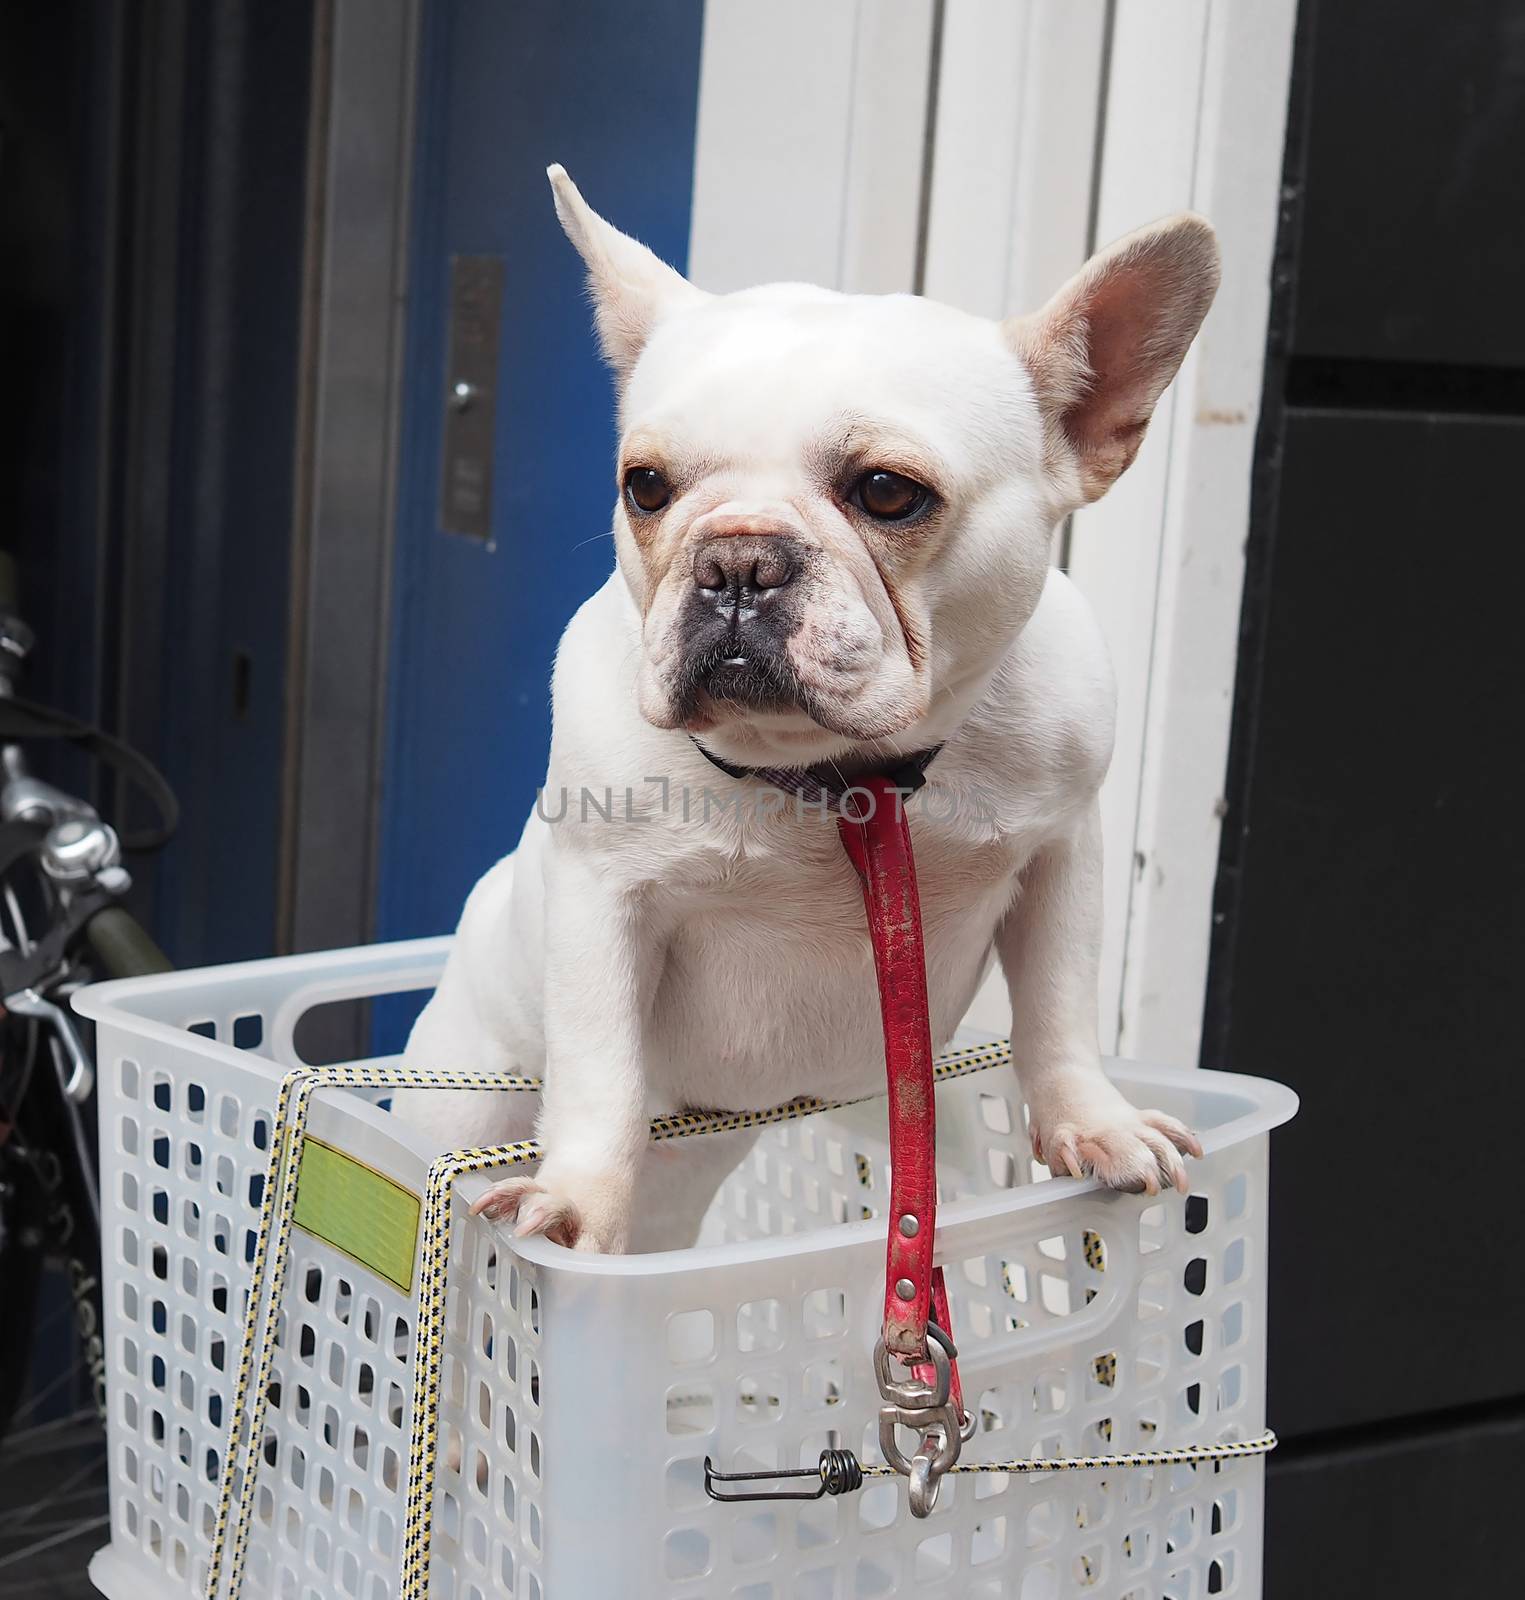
468, 1171, 627, 1253
1031, 1089, 1203, 1197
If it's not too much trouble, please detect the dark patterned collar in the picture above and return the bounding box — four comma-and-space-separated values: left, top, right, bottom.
689, 737, 943, 813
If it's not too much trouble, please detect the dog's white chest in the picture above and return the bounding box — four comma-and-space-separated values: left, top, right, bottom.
641, 809, 1027, 1113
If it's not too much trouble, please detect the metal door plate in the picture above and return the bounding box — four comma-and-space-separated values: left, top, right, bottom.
439, 254, 505, 541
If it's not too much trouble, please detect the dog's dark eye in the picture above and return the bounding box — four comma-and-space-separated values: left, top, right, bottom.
624, 467, 671, 515
852, 469, 931, 522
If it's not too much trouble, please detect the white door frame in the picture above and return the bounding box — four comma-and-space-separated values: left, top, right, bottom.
688, 0, 1296, 1064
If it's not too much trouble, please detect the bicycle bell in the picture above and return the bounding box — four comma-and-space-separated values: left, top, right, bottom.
41, 815, 125, 888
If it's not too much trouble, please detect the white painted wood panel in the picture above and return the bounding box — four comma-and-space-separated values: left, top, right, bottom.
1110, 0, 1297, 1063
838, 0, 938, 294
922, 0, 1108, 319
689, 0, 934, 294
1063, 0, 1216, 1048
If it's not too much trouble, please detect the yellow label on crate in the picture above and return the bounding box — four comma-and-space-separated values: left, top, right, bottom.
293, 1137, 420, 1292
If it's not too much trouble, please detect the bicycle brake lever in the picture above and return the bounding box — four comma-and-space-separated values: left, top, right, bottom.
3, 988, 94, 1101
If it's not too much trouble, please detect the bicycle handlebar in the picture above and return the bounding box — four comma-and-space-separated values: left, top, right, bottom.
84, 906, 173, 980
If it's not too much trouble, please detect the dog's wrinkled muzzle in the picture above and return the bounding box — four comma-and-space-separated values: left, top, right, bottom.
673, 532, 809, 714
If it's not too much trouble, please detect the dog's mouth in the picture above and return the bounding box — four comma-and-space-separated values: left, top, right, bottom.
658, 579, 922, 743
674, 642, 806, 723
669, 645, 913, 746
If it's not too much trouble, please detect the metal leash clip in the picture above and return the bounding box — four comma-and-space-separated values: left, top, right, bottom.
874, 1322, 972, 1516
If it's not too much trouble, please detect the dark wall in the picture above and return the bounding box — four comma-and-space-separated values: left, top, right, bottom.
111, 1, 315, 966
1205, 1, 1525, 1592
0, 0, 121, 739
0, 1, 315, 966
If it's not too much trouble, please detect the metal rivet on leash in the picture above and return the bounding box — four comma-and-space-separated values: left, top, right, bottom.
898, 1214, 919, 1237
894, 1277, 916, 1300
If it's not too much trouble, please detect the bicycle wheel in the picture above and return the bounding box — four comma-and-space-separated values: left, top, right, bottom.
0, 856, 106, 1446
0, 1144, 44, 1441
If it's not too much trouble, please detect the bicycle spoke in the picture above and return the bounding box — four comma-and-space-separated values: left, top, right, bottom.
0, 1513, 109, 1574
0, 1505, 107, 1537
29, 1292, 77, 1342
6, 1360, 81, 1429
0, 1456, 104, 1533
0, 1406, 98, 1456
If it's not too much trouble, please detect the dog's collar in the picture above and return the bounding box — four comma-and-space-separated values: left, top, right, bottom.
689, 736, 943, 813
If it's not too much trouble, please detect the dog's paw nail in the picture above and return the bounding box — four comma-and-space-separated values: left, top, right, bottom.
471, 1170, 617, 1251
513, 1197, 555, 1237
1141, 1110, 1204, 1162
509, 1191, 582, 1248
1037, 1108, 1201, 1197
1045, 1133, 1084, 1181
470, 1177, 540, 1225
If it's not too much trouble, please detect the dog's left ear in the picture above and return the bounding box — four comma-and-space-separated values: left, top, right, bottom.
548, 164, 707, 380
1004, 214, 1219, 504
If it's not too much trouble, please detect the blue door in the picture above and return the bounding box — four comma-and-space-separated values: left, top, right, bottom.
375, 1, 704, 967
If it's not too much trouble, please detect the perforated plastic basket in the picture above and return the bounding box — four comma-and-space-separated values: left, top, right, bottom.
77, 937, 1295, 1600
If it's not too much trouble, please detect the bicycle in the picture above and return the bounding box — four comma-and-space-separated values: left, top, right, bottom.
0, 552, 179, 1462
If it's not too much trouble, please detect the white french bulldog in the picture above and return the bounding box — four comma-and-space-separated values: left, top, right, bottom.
394, 165, 1219, 1254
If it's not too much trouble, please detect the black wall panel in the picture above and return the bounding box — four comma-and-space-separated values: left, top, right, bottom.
1210, 2, 1525, 1591
1217, 410, 1525, 1438
109, 2, 314, 966
1266, 1408, 1525, 1596
0, 0, 121, 757
1292, 0, 1525, 367
0, 3, 314, 966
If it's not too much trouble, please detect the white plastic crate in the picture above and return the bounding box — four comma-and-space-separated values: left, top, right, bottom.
78, 937, 1295, 1600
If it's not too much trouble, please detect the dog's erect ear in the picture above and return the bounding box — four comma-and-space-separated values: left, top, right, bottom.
1004, 214, 1220, 504
547, 164, 706, 379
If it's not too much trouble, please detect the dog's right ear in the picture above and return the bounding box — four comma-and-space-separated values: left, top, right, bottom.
548, 164, 706, 380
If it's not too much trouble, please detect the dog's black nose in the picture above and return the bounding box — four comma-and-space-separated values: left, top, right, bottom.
691, 536, 798, 597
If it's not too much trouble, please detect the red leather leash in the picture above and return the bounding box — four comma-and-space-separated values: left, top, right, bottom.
691, 738, 966, 1509
838, 776, 966, 1439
